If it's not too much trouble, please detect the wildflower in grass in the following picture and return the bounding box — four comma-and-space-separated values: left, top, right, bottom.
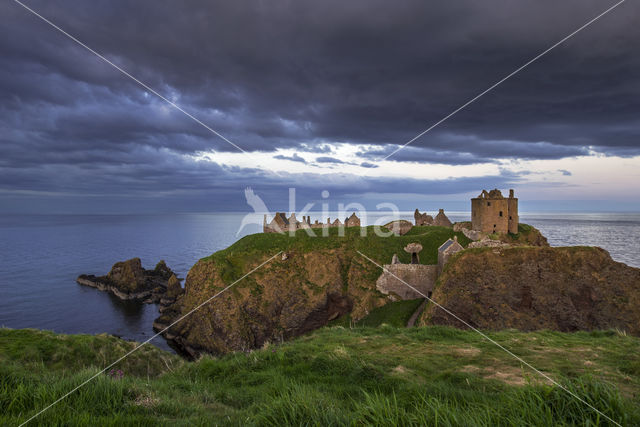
108, 369, 124, 380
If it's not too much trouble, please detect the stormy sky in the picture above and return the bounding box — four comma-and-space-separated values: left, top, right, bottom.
1, 0, 639, 213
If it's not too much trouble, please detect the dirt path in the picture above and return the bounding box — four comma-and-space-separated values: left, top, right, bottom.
406, 298, 427, 327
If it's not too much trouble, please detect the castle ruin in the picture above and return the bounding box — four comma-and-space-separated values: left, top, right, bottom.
263, 212, 361, 233
376, 237, 463, 300
262, 189, 516, 235
414, 209, 433, 226
471, 188, 518, 234
260, 189, 520, 302
264, 207, 455, 234
344, 212, 361, 227
414, 208, 452, 227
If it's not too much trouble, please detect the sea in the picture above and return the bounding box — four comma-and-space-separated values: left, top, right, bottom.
1, 212, 639, 352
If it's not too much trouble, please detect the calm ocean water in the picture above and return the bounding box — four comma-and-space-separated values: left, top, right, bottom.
1, 212, 638, 351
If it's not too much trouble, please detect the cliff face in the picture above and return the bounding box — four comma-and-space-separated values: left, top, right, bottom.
154, 249, 385, 357
420, 246, 640, 335
153, 225, 469, 357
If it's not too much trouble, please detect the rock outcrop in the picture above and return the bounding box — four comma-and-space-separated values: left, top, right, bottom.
384, 220, 413, 235
453, 221, 549, 247
467, 239, 511, 249
77, 258, 184, 306
420, 246, 640, 335
153, 249, 386, 357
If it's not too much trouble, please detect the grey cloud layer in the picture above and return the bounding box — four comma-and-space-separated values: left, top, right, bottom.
0, 0, 638, 211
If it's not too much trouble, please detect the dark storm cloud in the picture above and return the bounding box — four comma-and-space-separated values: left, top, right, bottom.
273, 153, 307, 163
359, 162, 379, 169
0, 154, 521, 213
1, 0, 639, 212
300, 144, 334, 154
357, 137, 591, 165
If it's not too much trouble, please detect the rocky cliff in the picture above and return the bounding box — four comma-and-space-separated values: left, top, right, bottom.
154, 226, 467, 357
420, 246, 640, 334
155, 250, 369, 357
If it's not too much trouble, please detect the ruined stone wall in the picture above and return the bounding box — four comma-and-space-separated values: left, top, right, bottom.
264, 213, 361, 233
414, 209, 433, 226
345, 214, 361, 227
453, 224, 483, 241
508, 197, 519, 234
376, 264, 438, 300
263, 213, 288, 233
433, 209, 452, 227
438, 249, 457, 274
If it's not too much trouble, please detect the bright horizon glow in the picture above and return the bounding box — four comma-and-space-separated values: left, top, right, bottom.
194, 144, 640, 202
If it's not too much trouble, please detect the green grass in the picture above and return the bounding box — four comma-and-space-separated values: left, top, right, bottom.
331, 298, 425, 328
504, 222, 543, 243
1, 326, 639, 425
518, 223, 533, 233
0, 329, 181, 377
358, 298, 425, 328
201, 225, 471, 285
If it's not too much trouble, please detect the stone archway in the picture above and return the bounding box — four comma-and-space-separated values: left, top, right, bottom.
404, 242, 423, 265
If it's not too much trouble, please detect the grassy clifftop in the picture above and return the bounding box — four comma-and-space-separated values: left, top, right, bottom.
201, 225, 470, 283
156, 225, 470, 356
158, 223, 628, 357
1, 327, 638, 425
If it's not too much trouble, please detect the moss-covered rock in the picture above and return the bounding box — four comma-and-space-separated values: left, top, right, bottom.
77, 258, 179, 303
165, 274, 184, 299
106, 258, 147, 292
154, 260, 174, 279
502, 223, 549, 246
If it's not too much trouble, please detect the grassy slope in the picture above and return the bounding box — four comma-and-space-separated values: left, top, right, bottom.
330, 298, 425, 328
2, 327, 639, 426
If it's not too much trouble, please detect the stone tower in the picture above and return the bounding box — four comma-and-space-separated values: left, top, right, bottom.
471, 189, 518, 234
507, 189, 519, 234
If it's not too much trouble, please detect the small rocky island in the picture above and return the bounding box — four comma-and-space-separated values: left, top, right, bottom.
77, 258, 184, 309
